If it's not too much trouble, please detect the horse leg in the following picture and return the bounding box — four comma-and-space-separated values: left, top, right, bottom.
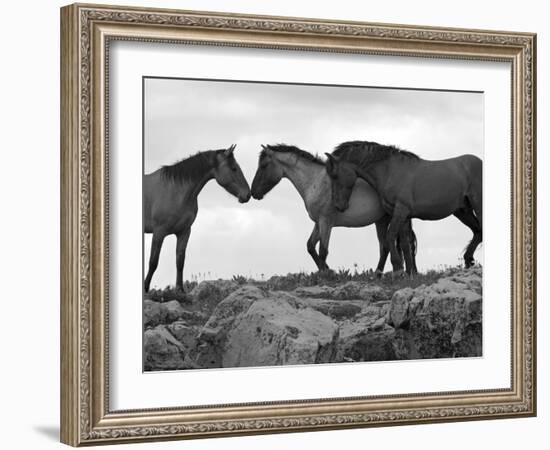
398, 221, 414, 276
469, 190, 483, 232
374, 216, 391, 277
318, 219, 333, 271
175, 227, 192, 291
307, 223, 323, 270
144, 231, 166, 293
402, 219, 418, 275
454, 208, 482, 268
387, 205, 410, 275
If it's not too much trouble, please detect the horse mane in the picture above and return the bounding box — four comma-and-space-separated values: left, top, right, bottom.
332, 141, 419, 168
261, 143, 325, 166
160, 150, 223, 184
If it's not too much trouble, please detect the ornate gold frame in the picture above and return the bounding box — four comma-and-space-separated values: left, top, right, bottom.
60, 3, 536, 446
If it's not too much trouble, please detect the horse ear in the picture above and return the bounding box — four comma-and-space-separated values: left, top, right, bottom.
325, 153, 336, 173
261, 144, 273, 155
225, 144, 236, 156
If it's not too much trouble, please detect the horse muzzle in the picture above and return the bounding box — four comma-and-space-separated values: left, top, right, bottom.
239, 192, 252, 203
251, 191, 263, 200
335, 203, 349, 212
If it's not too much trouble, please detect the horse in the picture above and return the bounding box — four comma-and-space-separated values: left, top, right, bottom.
143, 144, 251, 292
325, 140, 482, 274
251, 144, 417, 275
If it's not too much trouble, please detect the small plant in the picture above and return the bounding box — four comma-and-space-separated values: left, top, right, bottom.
231, 274, 249, 285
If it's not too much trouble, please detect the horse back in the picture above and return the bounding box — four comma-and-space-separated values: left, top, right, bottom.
143, 170, 198, 233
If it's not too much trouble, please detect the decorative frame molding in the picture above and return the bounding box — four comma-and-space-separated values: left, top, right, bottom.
60, 3, 536, 446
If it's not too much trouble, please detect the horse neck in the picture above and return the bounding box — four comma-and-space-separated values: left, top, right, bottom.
189, 170, 215, 199
170, 165, 215, 202
277, 154, 325, 201
355, 159, 388, 191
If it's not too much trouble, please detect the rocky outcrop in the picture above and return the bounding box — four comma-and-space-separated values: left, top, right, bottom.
222, 295, 340, 367
143, 268, 483, 371
338, 307, 396, 362
193, 285, 267, 368
144, 299, 206, 328
144, 325, 198, 370
389, 267, 482, 359
293, 282, 385, 302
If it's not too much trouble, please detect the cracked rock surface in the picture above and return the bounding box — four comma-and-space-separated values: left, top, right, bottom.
143, 268, 482, 371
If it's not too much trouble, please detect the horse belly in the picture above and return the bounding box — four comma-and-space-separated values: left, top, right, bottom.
409, 166, 468, 220
413, 186, 464, 220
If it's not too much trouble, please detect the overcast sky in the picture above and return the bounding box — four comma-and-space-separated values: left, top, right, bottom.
144, 77, 483, 288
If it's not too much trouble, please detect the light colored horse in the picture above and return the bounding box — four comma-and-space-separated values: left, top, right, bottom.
251, 144, 417, 274
143, 145, 251, 292
326, 140, 482, 274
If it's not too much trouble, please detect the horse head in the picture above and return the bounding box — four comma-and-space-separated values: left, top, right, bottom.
214, 144, 251, 203
251, 144, 285, 200
325, 152, 357, 212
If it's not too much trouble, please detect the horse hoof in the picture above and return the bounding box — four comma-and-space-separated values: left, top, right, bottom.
374, 270, 383, 279
392, 269, 406, 279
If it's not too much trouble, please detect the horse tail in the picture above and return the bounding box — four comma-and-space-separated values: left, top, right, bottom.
409, 224, 417, 257
396, 234, 404, 260
395, 222, 416, 257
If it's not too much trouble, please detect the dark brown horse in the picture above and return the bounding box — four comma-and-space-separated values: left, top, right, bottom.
143, 145, 251, 292
325, 141, 482, 274
251, 144, 417, 275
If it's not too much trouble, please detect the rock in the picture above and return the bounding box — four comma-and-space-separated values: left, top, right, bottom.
193, 285, 267, 368
389, 270, 483, 359
297, 298, 363, 320
358, 284, 387, 302
144, 325, 195, 370
144, 299, 165, 328
337, 309, 396, 362
190, 279, 239, 311
294, 282, 387, 302
388, 288, 415, 328
332, 281, 363, 299
144, 299, 203, 328
163, 300, 187, 323
371, 316, 387, 331
145, 269, 483, 370
167, 320, 200, 349
293, 285, 335, 299
222, 295, 340, 367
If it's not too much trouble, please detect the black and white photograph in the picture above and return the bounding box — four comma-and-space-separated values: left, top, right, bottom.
142, 77, 483, 371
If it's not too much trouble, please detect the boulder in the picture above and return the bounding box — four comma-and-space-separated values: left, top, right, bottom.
193, 285, 267, 368
144, 299, 203, 328
332, 281, 369, 300
337, 303, 396, 362
389, 270, 483, 359
293, 282, 387, 303
167, 320, 200, 349
222, 294, 340, 367
144, 325, 197, 370
358, 284, 387, 302
293, 285, 336, 299
297, 298, 363, 320
144, 299, 165, 328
